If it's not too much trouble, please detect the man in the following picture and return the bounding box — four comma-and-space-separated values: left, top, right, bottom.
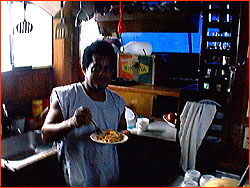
41, 40, 128, 186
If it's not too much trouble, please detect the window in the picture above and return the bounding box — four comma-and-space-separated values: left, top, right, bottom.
120, 14, 203, 53
1, 1, 12, 72
1, 1, 52, 72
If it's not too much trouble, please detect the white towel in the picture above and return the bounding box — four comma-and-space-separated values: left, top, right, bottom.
179, 101, 217, 172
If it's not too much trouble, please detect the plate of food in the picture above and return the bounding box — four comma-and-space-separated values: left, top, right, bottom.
90, 129, 128, 144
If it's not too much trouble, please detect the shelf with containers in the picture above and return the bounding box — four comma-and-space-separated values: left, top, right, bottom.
194, 2, 246, 174
198, 2, 240, 99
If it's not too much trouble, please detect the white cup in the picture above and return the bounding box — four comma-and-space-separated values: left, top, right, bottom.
181, 179, 199, 187
199, 174, 215, 187
136, 118, 149, 131
184, 169, 201, 183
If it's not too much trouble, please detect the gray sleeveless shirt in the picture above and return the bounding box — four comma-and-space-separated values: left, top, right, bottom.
51, 83, 125, 186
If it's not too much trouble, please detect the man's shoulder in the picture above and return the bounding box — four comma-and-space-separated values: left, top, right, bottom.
106, 87, 119, 96
53, 83, 81, 94
106, 88, 124, 101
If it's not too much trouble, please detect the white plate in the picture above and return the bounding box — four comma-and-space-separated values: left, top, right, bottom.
162, 114, 176, 128
90, 132, 128, 145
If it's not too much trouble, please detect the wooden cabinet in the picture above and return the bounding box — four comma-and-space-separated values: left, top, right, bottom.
1, 155, 63, 187
118, 134, 181, 186
108, 84, 181, 118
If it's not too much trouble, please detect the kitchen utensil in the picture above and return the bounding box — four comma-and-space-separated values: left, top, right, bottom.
16, 1, 33, 33
90, 117, 104, 136
39, 106, 49, 119
227, 66, 237, 103
75, 1, 89, 27
55, 1, 68, 39
237, 165, 249, 187
227, 66, 237, 93
117, 1, 125, 34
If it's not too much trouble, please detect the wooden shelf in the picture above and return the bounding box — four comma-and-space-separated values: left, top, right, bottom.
95, 10, 198, 34
95, 11, 188, 22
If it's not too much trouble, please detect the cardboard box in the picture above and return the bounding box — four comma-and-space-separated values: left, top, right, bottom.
117, 53, 156, 85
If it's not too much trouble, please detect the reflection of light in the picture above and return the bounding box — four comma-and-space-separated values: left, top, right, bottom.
79, 18, 102, 61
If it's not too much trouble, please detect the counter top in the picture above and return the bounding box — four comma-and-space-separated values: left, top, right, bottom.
108, 84, 181, 97
128, 120, 177, 142
1, 147, 57, 171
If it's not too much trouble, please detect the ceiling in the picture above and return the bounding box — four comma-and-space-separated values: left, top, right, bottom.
30, 1, 61, 16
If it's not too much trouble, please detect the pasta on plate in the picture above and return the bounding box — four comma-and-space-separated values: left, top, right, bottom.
94, 129, 124, 143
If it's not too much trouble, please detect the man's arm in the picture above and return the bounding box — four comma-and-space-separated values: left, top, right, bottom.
41, 99, 74, 143
118, 108, 130, 135
41, 99, 93, 143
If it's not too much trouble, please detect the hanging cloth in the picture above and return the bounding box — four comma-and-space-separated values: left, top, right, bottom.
179, 101, 217, 172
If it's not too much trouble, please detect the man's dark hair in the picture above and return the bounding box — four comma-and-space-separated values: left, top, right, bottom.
82, 40, 116, 70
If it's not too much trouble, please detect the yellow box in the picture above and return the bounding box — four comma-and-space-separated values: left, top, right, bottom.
117, 53, 155, 85
32, 99, 43, 118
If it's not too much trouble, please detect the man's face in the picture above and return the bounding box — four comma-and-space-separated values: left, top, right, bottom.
84, 54, 113, 90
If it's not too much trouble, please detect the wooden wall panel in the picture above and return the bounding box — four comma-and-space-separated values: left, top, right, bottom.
1, 68, 54, 116
53, 2, 80, 87
53, 18, 64, 86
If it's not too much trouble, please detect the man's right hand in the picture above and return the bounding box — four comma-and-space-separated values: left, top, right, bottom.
70, 106, 92, 128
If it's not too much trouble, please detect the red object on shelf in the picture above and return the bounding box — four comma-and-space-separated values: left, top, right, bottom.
163, 112, 177, 128
43, 98, 50, 110
117, 1, 125, 34
166, 113, 177, 124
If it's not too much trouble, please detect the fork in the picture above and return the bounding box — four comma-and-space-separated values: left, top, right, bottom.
90, 117, 104, 136
55, 18, 68, 39
55, 1, 68, 39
